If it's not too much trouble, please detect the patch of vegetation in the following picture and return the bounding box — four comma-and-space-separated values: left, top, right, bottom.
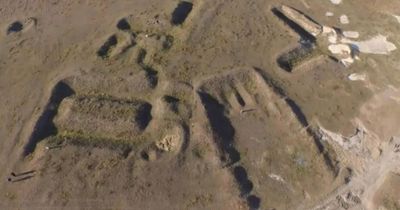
192, 145, 206, 159
176, 64, 193, 82
383, 197, 400, 210
290, 152, 309, 176
4, 192, 17, 200
170, 90, 190, 105
60, 190, 70, 205
162, 35, 174, 50
242, 75, 258, 93
66, 95, 152, 123
48, 130, 149, 156
24, 153, 35, 161
185, 193, 213, 208
278, 43, 322, 72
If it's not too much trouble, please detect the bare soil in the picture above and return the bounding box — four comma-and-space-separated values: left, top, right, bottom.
0, 0, 400, 209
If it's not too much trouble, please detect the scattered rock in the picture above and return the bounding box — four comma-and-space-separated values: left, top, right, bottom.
319, 127, 364, 152
322, 26, 338, 44
393, 14, 400, 23
325, 12, 334, 17
269, 174, 285, 183
156, 134, 181, 152
340, 57, 355, 66
340, 15, 350, 24
330, 0, 342, 5
348, 73, 367, 81
343, 31, 360, 39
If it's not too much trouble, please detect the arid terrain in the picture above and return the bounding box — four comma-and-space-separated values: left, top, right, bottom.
0, 0, 400, 209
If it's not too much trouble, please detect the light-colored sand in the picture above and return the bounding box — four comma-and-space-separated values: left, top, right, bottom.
328, 43, 351, 54
343, 35, 397, 55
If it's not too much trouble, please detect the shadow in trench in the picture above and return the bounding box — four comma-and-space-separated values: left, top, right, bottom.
23, 81, 75, 156
171, 1, 193, 25
198, 91, 261, 209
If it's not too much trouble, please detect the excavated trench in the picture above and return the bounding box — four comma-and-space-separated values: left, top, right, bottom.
198, 91, 261, 209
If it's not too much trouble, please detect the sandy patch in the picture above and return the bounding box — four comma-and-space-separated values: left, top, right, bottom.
328, 35, 337, 43
343, 35, 397, 55
328, 44, 356, 66
328, 44, 351, 54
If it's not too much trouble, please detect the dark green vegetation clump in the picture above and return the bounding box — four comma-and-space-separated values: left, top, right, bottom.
278, 43, 321, 72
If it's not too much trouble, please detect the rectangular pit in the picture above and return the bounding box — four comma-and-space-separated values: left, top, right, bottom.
54, 96, 152, 141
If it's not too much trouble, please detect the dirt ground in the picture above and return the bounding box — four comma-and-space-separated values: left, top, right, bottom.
0, 0, 399, 209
